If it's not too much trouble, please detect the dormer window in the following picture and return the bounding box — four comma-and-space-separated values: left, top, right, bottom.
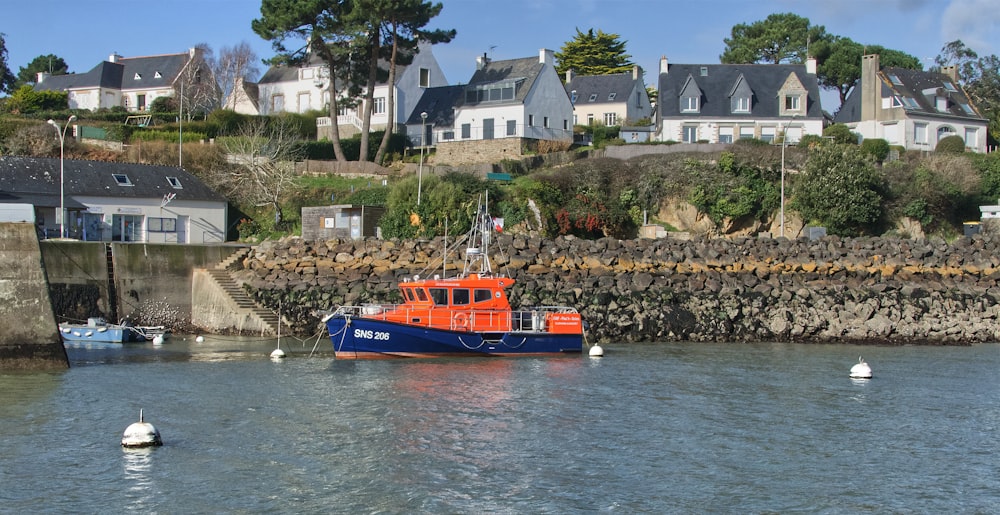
166, 176, 183, 189
681, 96, 699, 113
935, 96, 948, 112
419, 68, 430, 88
733, 96, 750, 113
113, 174, 132, 186
589, 93, 598, 102
134, 73, 142, 80
154, 71, 162, 79
784, 95, 801, 111
608, 92, 617, 101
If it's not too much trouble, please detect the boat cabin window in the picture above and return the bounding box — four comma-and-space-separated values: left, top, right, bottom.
452, 288, 470, 306
414, 288, 429, 302
429, 288, 448, 306
403, 287, 415, 302
474, 289, 493, 303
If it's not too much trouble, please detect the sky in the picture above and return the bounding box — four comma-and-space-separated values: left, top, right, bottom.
3, 0, 998, 110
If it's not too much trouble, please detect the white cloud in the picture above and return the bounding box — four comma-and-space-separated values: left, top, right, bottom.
942, 0, 999, 54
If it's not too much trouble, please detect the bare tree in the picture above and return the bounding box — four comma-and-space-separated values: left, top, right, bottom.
215, 42, 260, 110
177, 43, 220, 118
214, 117, 304, 225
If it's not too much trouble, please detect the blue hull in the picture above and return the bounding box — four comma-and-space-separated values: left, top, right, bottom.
59, 324, 146, 344
326, 316, 582, 359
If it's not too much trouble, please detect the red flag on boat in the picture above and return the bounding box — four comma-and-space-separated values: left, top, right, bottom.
492, 217, 504, 232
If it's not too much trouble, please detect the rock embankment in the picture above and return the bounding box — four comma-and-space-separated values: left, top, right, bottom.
231, 234, 1000, 344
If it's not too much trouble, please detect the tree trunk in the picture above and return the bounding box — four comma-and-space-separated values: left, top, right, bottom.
358, 30, 380, 162
374, 24, 399, 164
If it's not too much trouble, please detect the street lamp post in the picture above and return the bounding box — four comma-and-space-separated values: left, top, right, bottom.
47, 115, 77, 239
417, 111, 427, 205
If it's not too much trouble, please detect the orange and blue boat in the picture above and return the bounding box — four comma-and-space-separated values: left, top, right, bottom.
324, 196, 584, 359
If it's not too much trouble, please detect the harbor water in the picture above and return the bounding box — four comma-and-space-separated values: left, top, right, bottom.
1, 337, 998, 513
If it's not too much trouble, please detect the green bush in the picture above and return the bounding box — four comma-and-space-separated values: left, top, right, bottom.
823, 124, 858, 145
797, 134, 825, 148
935, 135, 966, 153
860, 138, 890, 162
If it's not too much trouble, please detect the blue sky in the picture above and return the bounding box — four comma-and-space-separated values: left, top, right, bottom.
3, 0, 997, 110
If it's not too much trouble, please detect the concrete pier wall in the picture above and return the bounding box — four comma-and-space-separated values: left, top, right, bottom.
0, 222, 67, 370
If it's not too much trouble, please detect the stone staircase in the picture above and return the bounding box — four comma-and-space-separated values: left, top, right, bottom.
192, 247, 287, 336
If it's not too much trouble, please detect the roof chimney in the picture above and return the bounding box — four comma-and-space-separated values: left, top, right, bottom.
109, 52, 122, 63
861, 54, 880, 121
806, 56, 817, 75
633, 65, 641, 81
539, 48, 554, 66
36, 71, 50, 84
941, 65, 959, 82
565, 69, 575, 83
659, 55, 669, 75
476, 53, 489, 70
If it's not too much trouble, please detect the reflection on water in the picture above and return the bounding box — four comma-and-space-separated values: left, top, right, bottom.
122, 448, 155, 511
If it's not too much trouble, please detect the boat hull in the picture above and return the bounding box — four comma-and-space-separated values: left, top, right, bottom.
59, 323, 146, 344
327, 316, 582, 359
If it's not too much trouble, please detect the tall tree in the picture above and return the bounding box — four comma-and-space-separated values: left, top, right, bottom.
934, 40, 1000, 142
792, 144, 885, 236
16, 54, 69, 87
720, 13, 828, 64
0, 33, 16, 94
358, 0, 455, 163
215, 42, 260, 111
554, 28, 632, 77
253, 0, 359, 162
815, 37, 922, 107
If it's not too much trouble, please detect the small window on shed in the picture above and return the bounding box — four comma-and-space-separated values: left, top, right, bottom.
166, 176, 183, 189
112, 174, 132, 186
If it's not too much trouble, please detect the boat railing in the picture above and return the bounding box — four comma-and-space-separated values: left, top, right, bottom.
330, 304, 579, 333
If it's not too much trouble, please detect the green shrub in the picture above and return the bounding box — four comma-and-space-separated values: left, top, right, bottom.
935, 135, 966, 153
823, 123, 858, 145
797, 134, 825, 148
860, 138, 890, 162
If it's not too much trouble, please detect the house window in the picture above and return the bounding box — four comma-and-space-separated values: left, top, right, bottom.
608, 92, 617, 101
959, 103, 975, 115
507, 120, 517, 136
563, 119, 568, 130
739, 126, 755, 140
148, 218, 177, 233
784, 95, 800, 111
760, 127, 776, 143
700, 67, 708, 76
443, 131, 455, 140
733, 96, 750, 113
965, 128, 978, 147
301, 68, 315, 80
543, 116, 549, 128
272, 94, 285, 112
419, 68, 430, 87
587, 114, 594, 125
888, 74, 903, 85
944, 82, 958, 92
461, 124, 471, 139
937, 126, 956, 142
604, 112, 617, 126
166, 177, 183, 189
935, 96, 948, 112
137, 94, 146, 111
528, 115, 534, 127
134, 73, 142, 80
112, 174, 132, 186
682, 126, 698, 143
154, 71, 162, 79
589, 93, 598, 102
681, 96, 699, 113
914, 123, 928, 144
373, 97, 386, 115
719, 127, 734, 143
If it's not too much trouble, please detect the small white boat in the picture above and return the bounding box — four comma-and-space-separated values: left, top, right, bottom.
59, 317, 147, 344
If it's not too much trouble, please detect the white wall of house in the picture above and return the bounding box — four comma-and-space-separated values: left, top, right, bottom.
259, 64, 330, 116
450, 103, 526, 141
849, 117, 988, 152
660, 118, 823, 144
74, 197, 227, 244
572, 84, 652, 127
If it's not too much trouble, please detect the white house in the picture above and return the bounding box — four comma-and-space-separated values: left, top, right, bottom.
34, 49, 215, 113
0, 156, 228, 243
565, 66, 653, 128
656, 57, 825, 144
833, 54, 989, 153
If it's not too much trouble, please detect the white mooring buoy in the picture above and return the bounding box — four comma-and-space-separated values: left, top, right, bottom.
850, 356, 873, 379
270, 347, 286, 359
152, 335, 165, 345
589, 344, 604, 357
121, 409, 163, 448
195, 335, 205, 343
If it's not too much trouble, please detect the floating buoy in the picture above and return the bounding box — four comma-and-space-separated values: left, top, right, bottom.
270, 347, 286, 359
121, 409, 163, 448
589, 344, 604, 357
195, 335, 205, 343
850, 356, 873, 379
152, 335, 165, 345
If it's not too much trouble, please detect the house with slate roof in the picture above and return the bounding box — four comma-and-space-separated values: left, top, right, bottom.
565, 66, 653, 129
833, 54, 988, 153
0, 156, 227, 243
656, 56, 824, 144
404, 85, 465, 147
240, 43, 448, 140
34, 49, 215, 113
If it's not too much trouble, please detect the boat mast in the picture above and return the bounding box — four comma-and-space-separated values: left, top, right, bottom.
462, 193, 494, 277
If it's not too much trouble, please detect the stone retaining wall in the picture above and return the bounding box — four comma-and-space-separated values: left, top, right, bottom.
234, 234, 1000, 345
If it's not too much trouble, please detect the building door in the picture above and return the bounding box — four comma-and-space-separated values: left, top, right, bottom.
111, 214, 143, 242
483, 118, 494, 140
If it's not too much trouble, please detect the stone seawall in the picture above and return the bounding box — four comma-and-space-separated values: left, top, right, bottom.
234, 234, 1000, 345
